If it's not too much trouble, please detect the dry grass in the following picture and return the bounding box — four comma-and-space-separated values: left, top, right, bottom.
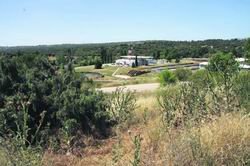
141, 113, 250, 165
0, 148, 8, 166
198, 113, 250, 164
134, 92, 159, 122
42, 93, 250, 166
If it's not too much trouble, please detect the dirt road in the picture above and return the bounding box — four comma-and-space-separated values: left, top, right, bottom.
98, 83, 160, 93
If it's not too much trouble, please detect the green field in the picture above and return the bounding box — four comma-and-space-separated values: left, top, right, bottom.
74, 59, 197, 88
75, 65, 159, 87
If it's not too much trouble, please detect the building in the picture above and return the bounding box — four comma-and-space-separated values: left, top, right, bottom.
115, 56, 156, 66
115, 48, 156, 66
199, 58, 250, 70
235, 58, 246, 63
236, 58, 250, 70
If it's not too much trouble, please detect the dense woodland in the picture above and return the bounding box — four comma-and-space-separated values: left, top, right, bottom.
0, 39, 247, 66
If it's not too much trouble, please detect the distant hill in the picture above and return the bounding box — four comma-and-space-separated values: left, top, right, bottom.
0, 39, 246, 59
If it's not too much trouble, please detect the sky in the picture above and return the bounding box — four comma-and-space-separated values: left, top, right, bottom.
0, 0, 250, 46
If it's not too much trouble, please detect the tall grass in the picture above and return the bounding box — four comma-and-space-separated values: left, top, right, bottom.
157, 113, 250, 165
42, 92, 250, 166
0, 148, 8, 166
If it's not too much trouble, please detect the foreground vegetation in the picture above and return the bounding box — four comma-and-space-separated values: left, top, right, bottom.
42, 91, 250, 165
0, 39, 250, 165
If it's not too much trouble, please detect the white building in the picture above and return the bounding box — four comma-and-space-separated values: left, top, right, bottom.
199, 58, 250, 70
115, 56, 155, 66
236, 58, 250, 70
235, 58, 246, 63
239, 64, 250, 70
199, 62, 209, 69
115, 49, 156, 66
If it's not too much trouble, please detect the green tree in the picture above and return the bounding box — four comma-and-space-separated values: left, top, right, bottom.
56, 55, 66, 65
135, 54, 138, 67
175, 57, 180, 63
94, 57, 103, 69
166, 54, 173, 63
156, 50, 161, 59
100, 47, 107, 63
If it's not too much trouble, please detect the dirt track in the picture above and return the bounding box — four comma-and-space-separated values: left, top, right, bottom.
98, 83, 160, 93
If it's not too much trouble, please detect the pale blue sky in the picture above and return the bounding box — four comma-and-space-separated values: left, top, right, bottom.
0, 0, 249, 46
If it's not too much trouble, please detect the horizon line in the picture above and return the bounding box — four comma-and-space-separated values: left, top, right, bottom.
0, 37, 247, 48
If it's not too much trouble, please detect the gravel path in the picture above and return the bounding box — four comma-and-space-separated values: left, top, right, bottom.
98, 83, 160, 93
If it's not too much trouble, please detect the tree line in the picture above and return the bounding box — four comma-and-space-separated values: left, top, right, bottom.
0, 39, 248, 67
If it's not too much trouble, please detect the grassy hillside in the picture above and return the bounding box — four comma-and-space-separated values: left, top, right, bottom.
0, 50, 249, 166
42, 91, 250, 165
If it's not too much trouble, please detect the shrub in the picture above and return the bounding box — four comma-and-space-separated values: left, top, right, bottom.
108, 88, 136, 125
62, 119, 79, 137
131, 134, 142, 166
207, 52, 241, 112
0, 138, 42, 166
189, 69, 214, 90
0, 55, 111, 148
174, 68, 192, 81
158, 70, 176, 86
55, 82, 110, 137
175, 57, 180, 63
207, 52, 239, 78
234, 71, 250, 111
158, 85, 181, 127
158, 83, 208, 128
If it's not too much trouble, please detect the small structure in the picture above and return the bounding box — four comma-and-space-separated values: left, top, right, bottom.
236, 58, 250, 70
235, 58, 246, 63
239, 64, 250, 70
199, 62, 209, 69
